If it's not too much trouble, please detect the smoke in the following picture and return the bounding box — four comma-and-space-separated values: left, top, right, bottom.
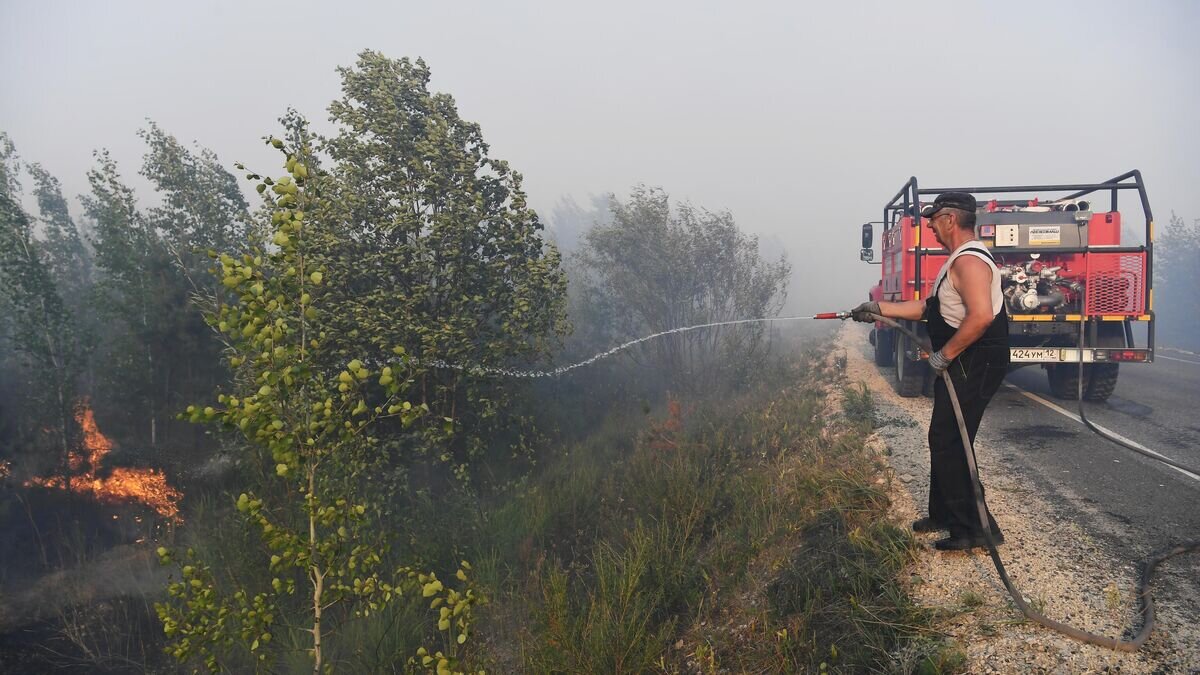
1156, 212, 1200, 350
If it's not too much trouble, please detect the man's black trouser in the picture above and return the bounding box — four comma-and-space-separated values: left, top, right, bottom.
927, 345, 1007, 538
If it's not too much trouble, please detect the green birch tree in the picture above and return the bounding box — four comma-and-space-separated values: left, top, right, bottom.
318, 51, 568, 483
130, 123, 249, 448
84, 149, 184, 447
28, 162, 93, 296
0, 133, 86, 482
140, 121, 251, 276
157, 137, 481, 674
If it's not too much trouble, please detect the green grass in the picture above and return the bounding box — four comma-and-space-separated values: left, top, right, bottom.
522, 526, 679, 674
959, 589, 986, 610
842, 382, 876, 430
457, 349, 956, 674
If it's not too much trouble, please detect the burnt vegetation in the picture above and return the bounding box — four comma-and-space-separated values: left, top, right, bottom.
2, 50, 964, 673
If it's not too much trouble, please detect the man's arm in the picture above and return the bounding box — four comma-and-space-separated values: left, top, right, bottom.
938, 256, 995, 360
878, 299, 926, 321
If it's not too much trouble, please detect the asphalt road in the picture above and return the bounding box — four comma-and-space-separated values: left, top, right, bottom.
977, 351, 1200, 605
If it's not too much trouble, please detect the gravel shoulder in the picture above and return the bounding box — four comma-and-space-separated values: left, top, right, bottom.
834, 322, 1199, 674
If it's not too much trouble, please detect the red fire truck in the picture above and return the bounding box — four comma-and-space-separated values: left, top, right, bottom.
860, 171, 1154, 401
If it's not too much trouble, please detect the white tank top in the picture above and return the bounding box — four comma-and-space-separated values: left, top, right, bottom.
933, 240, 1004, 329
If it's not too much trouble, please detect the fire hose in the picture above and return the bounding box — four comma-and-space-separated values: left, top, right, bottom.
820, 310, 1200, 652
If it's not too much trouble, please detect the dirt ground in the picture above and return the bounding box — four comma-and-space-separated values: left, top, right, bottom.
834, 322, 1199, 674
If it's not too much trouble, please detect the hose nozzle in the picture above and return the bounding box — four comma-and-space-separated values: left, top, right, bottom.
813, 312, 851, 320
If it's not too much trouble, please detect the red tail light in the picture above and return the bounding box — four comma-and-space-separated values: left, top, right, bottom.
1109, 350, 1147, 362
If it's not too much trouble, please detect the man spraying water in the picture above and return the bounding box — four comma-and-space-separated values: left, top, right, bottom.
851, 192, 1009, 551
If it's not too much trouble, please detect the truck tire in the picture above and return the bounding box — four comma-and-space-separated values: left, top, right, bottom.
893, 331, 925, 398
1047, 323, 1126, 401
1047, 363, 1119, 401
1085, 364, 1119, 401
1047, 364, 1086, 400
874, 327, 894, 366
1084, 324, 1125, 402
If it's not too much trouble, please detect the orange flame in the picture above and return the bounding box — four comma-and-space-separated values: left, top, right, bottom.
27, 401, 182, 521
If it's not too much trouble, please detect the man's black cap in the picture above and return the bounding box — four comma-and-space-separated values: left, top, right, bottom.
920, 192, 977, 219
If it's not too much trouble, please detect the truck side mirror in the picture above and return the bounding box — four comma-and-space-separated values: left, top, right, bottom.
860, 248, 874, 262
861, 223, 873, 250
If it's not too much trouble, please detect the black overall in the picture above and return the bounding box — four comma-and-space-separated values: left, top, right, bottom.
925, 243, 1010, 539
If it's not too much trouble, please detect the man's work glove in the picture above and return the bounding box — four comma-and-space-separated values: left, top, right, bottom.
928, 350, 952, 375
850, 301, 880, 323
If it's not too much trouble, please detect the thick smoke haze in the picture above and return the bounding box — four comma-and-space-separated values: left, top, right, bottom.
4, 4, 1200, 671
3, 0, 1198, 313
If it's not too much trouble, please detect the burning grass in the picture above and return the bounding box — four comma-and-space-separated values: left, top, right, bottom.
26, 401, 182, 522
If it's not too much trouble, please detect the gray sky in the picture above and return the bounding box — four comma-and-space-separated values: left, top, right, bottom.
3, 0, 1198, 312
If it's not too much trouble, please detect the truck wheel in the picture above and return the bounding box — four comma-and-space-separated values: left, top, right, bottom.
874, 328, 894, 366
1047, 364, 1086, 400
893, 331, 925, 397
1085, 364, 1119, 402
1084, 323, 1125, 402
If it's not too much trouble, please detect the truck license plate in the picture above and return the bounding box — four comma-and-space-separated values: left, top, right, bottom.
1011, 348, 1061, 362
